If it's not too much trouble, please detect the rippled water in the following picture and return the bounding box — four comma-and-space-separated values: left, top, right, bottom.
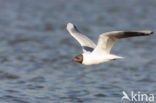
0, 0, 156, 103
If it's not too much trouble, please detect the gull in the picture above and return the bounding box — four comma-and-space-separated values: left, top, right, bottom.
66, 23, 153, 65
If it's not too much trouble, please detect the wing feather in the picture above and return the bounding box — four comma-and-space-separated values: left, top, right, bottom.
67, 23, 96, 52
93, 30, 153, 54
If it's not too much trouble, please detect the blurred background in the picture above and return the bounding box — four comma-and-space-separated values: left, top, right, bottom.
0, 0, 156, 103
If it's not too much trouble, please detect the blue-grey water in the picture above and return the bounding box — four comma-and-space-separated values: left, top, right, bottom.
0, 0, 156, 103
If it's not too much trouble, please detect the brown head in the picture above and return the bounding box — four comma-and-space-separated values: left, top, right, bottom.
70, 54, 83, 64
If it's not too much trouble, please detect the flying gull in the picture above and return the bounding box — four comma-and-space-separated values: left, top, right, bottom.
66, 23, 153, 65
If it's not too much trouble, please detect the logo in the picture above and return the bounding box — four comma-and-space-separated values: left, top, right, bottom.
121, 91, 155, 102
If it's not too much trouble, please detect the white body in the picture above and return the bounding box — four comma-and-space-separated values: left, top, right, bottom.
82, 52, 123, 65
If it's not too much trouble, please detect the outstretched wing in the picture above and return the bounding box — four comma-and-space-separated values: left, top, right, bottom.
92, 30, 153, 54
67, 23, 96, 53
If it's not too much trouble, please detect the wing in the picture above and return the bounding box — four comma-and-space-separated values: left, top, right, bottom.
92, 30, 153, 54
66, 23, 96, 53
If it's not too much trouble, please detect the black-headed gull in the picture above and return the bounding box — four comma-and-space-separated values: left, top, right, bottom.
67, 23, 153, 65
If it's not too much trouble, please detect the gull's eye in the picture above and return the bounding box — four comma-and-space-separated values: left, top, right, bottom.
76, 57, 79, 59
